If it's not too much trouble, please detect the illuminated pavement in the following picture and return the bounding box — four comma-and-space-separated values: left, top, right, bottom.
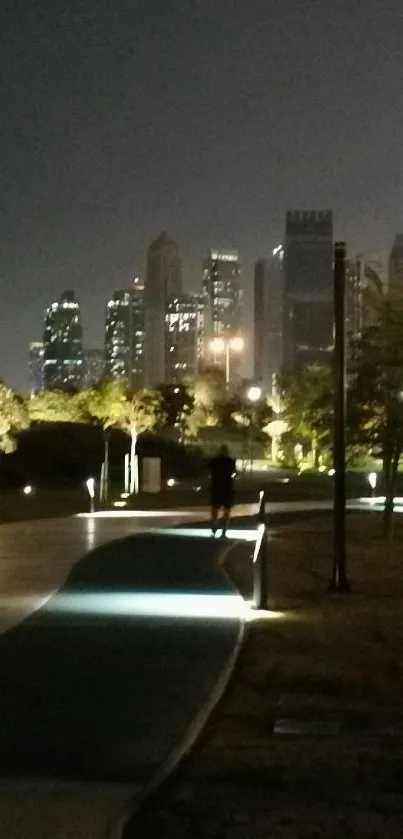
0, 497, 379, 838
0, 518, 248, 839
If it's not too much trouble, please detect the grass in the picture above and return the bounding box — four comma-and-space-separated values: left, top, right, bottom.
128, 512, 403, 839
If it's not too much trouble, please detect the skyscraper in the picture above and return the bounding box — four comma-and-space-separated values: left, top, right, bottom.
202, 249, 242, 372
83, 349, 104, 387
254, 247, 283, 394
144, 232, 182, 385
165, 293, 204, 384
104, 278, 145, 387
283, 211, 333, 371
28, 341, 44, 393
43, 290, 83, 390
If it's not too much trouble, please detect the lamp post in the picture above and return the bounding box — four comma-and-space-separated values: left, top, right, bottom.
329, 241, 350, 592
247, 385, 262, 471
210, 336, 244, 384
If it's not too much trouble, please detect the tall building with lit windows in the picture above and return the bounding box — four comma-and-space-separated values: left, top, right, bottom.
104, 278, 145, 388
202, 249, 242, 369
43, 290, 83, 390
165, 293, 203, 384
144, 231, 182, 385
283, 210, 333, 371
254, 248, 283, 394
83, 349, 104, 387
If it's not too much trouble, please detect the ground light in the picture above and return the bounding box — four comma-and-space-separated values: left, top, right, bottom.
358, 495, 403, 512
76, 510, 206, 519
46, 591, 286, 622
85, 477, 95, 515
368, 471, 377, 499
153, 526, 257, 541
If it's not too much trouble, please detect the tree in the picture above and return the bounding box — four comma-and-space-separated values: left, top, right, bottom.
350, 298, 403, 538
116, 388, 164, 494
78, 380, 126, 500
189, 365, 227, 422
280, 365, 333, 467
0, 382, 29, 454
28, 390, 83, 424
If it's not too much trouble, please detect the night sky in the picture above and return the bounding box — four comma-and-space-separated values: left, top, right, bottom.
1, 0, 402, 391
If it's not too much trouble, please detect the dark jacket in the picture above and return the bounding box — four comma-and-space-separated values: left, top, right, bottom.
209, 454, 236, 503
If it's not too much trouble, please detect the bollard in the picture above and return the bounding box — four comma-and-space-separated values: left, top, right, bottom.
253, 490, 269, 610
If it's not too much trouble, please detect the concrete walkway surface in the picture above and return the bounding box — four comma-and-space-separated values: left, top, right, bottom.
0, 518, 246, 839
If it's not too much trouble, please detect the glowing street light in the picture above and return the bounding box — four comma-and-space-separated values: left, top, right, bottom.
86, 477, 96, 515
210, 336, 244, 383
247, 385, 262, 403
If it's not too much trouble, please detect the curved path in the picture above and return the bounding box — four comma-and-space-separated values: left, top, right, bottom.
0, 520, 245, 839
0, 499, 366, 838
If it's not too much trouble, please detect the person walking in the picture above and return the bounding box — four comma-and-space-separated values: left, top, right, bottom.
209, 444, 236, 537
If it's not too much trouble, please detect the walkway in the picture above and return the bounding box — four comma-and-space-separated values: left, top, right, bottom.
0, 517, 246, 839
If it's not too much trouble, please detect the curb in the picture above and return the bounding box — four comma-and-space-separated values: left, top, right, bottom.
109, 540, 246, 839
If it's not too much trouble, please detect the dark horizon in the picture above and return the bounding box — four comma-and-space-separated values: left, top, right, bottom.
2, 0, 401, 392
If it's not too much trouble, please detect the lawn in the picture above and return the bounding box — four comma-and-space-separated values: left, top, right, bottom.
129, 512, 403, 839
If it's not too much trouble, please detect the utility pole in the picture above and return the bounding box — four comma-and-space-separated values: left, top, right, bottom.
329, 241, 350, 592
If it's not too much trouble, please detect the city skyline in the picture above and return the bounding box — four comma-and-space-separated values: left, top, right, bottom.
2, 0, 403, 390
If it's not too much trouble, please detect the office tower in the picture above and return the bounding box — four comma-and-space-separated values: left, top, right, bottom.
144, 232, 182, 385
104, 278, 145, 387
28, 342, 44, 393
202, 249, 242, 375
165, 293, 204, 384
254, 248, 283, 394
389, 236, 403, 291
43, 290, 83, 390
83, 349, 104, 387
283, 211, 333, 370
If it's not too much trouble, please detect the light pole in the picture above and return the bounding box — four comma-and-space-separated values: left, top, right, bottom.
210, 336, 244, 384
247, 385, 262, 470
329, 241, 350, 593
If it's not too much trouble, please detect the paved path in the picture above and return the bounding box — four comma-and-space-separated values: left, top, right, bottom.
0, 509, 248, 635
0, 516, 246, 839
0, 499, 368, 838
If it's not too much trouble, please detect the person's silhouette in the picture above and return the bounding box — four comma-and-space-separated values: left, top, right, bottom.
209, 444, 236, 537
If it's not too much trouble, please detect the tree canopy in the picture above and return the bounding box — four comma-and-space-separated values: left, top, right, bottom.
28, 390, 83, 424
280, 364, 333, 466
349, 297, 403, 535
0, 383, 29, 454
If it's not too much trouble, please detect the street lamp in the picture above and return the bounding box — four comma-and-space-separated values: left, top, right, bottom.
210, 336, 244, 383
247, 385, 262, 404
